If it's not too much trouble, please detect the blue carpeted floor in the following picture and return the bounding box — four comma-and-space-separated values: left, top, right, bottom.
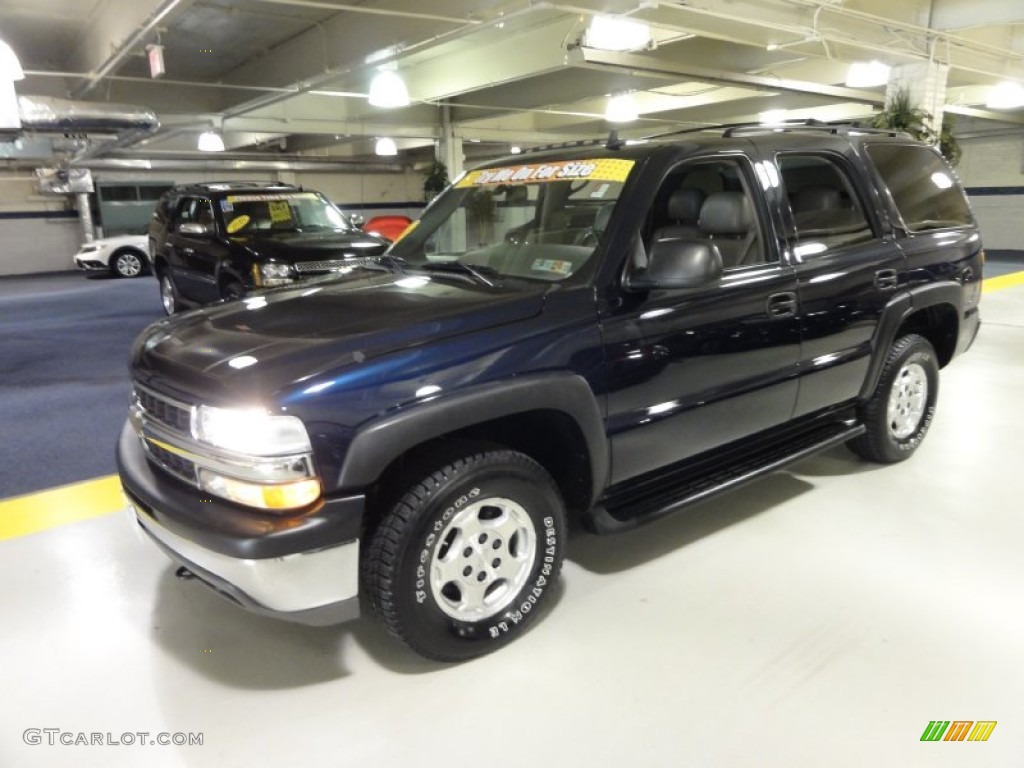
0, 273, 164, 498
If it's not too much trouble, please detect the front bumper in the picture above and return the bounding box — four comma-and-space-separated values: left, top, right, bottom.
75, 256, 108, 271
117, 420, 365, 626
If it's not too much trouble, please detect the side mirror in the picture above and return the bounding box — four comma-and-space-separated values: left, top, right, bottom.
349, 213, 365, 229
178, 221, 211, 237
626, 238, 722, 290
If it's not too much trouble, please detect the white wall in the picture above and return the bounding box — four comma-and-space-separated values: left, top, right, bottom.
0, 173, 81, 275
957, 133, 1024, 252
0, 168, 425, 277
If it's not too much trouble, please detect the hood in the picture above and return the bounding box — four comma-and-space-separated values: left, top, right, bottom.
229, 230, 388, 263
134, 270, 546, 401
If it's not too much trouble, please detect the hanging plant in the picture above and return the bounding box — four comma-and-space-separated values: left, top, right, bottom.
871, 85, 961, 165
422, 160, 450, 202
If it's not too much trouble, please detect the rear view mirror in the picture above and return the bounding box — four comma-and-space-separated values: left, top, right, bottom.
626, 238, 723, 290
178, 221, 211, 237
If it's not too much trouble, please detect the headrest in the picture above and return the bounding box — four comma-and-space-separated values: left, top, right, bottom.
666, 187, 706, 224
793, 185, 843, 212
698, 191, 752, 236
594, 201, 616, 232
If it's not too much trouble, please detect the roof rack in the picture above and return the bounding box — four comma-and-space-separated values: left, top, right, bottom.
517, 138, 608, 156
183, 180, 302, 191
643, 119, 903, 142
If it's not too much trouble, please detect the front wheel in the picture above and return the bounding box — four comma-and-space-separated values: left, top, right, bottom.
362, 449, 566, 662
849, 333, 939, 463
112, 249, 145, 278
159, 273, 181, 315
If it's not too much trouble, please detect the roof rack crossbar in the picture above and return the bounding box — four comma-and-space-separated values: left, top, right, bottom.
641, 119, 903, 142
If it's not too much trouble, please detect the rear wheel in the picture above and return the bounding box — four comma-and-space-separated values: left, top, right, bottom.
362, 449, 566, 661
849, 333, 939, 463
112, 249, 145, 278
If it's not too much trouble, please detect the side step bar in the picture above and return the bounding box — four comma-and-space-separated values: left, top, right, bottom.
586, 420, 865, 534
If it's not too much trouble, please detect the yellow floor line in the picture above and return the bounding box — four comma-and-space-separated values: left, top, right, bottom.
0, 267, 1021, 543
0, 475, 123, 542
983, 271, 1024, 294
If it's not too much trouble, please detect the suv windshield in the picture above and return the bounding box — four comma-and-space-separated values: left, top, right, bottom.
391, 157, 635, 282
219, 191, 353, 235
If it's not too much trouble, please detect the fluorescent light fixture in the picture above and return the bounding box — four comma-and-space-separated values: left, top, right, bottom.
0, 39, 24, 81
986, 81, 1024, 110
510, 145, 522, 154
197, 130, 225, 152
368, 69, 409, 108
605, 93, 638, 123
845, 61, 890, 88
759, 109, 787, 125
375, 136, 398, 156
585, 15, 651, 52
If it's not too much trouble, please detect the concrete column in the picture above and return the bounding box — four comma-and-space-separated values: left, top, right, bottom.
886, 60, 949, 136
438, 105, 464, 181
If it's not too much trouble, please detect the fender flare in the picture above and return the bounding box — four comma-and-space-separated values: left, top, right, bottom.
335, 373, 608, 502
859, 281, 963, 399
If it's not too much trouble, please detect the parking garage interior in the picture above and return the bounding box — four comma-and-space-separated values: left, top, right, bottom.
2, 2, 1024, 766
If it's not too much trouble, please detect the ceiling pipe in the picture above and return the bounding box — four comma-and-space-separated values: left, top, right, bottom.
72, 0, 191, 99
252, 0, 482, 26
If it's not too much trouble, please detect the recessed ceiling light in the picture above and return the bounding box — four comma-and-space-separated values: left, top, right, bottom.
845, 61, 890, 88
605, 93, 638, 123
368, 70, 410, 108
197, 130, 225, 152
375, 137, 398, 156
0, 39, 24, 81
986, 81, 1024, 109
585, 15, 651, 52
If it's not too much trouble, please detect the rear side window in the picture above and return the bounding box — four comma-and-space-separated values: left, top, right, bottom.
865, 144, 973, 232
777, 153, 875, 258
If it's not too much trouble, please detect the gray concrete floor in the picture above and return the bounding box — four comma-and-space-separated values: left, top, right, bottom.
1, 283, 1022, 768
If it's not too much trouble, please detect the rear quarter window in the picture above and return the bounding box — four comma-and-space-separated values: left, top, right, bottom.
865, 144, 973, 232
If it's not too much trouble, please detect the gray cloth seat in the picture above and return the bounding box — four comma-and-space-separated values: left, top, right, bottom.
653, 187, 706, 241
697, 191, 760, 268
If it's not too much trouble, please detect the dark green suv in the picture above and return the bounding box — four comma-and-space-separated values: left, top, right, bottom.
148, 181, 389, 314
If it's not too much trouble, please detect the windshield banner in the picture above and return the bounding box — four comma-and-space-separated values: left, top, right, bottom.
457, 158, 634, 187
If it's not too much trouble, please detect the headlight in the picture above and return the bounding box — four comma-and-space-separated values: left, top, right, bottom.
259, 262, 294, 286
78, 244, 101, 253
193, 405, 311, 456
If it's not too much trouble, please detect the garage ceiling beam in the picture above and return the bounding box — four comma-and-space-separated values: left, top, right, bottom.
574, 47, 885, 105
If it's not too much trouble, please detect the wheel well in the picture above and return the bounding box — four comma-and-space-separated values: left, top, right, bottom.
895, 304, 958, 367
366, 409, 594, 532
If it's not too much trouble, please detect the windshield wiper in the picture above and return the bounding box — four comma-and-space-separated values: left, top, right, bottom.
420, 260, 496, 287
366, 254, 408, 274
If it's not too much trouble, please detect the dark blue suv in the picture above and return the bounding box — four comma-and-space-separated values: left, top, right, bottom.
119, 125, 982, 661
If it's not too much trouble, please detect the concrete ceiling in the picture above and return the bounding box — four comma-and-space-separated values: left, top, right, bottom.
2, 0, 1023, 171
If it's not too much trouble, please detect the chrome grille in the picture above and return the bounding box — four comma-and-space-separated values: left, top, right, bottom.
144, 440, 198, 484
135, 386, 192, 433
293, 257, 375, 273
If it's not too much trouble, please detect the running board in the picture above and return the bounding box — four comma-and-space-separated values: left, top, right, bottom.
587, 420, 865, 533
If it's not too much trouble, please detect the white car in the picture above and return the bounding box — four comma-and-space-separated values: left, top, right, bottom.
74, 233, 150, 278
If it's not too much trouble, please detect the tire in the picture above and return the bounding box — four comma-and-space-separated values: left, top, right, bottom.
849, 333, 939, 463
112, 249, 145, 278
362, 449, 567, 662
221, 279, 245, 302
159, 272, 181, 315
